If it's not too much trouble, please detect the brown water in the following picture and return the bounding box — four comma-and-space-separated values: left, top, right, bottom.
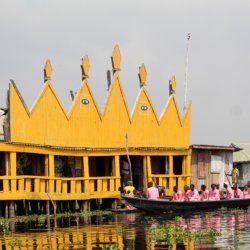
1, 208, 250, 249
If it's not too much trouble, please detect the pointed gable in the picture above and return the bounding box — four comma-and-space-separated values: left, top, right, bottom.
101, 73, 131, 147
129, 87, 159, 147
68, 80, 102, 147
27, 82, 68, 145
9, 81, 30, 142
160, 95, 190, 148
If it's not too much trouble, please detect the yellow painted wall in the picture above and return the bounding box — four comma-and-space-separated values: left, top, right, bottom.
9, 72, 191, 149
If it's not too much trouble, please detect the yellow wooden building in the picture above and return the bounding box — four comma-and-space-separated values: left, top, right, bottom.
0, 45, 192, 215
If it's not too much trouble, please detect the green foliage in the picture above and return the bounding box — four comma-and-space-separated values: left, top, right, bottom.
174, 216, 183, 221
102, 243, 122, 250
149, 224, 221, 246
8, 239, 22, 247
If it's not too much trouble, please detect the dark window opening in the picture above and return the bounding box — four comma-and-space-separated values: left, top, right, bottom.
173, 156, 183, 175
16, 153, 45, 176
88, 156, 113, 177
54, 156, 83, 177
151, 156, 168, 174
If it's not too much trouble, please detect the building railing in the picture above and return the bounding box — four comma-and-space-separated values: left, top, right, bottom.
0, 175, 121, 200
148, 174, 191, 196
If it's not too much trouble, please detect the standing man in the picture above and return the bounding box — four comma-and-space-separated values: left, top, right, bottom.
227, 163, 240, 186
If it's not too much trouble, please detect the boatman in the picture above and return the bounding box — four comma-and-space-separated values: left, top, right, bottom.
226, 163, 240, 186
173, 186, 184, 201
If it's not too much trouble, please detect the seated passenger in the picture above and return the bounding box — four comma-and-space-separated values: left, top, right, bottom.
209, 184, 220, 200
189, 184, 200, 201
248, 181, 250, 195
183, 185, 191, 201
215, 184, 225, 199
146, 182, 159, 200
123, 180, 135, 195
243, 185, 250, 198
200, 184, 209, 201
233, 184, 243, 198
223, 182, 234, 199
173, 186, 184, 201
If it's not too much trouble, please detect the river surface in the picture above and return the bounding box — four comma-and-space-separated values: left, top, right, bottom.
1, 208, 250, 249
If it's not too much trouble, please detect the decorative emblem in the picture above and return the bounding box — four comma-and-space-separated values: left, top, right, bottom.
141, 105, 148, 111
81, 99, 90, 105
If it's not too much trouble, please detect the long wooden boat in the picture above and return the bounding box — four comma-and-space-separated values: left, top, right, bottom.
122, 196, 250, 212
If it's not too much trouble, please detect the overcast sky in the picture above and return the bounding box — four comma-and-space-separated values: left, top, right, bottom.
0, 0, 250, 146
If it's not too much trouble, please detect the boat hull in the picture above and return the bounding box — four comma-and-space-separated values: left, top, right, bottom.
122, 196, 250, 212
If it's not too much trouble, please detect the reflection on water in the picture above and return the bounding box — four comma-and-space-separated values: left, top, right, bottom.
0, 209, 250, 249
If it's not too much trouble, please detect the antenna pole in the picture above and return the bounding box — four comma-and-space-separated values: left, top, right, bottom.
125, 133, 133, 183
184, 33, 191, 111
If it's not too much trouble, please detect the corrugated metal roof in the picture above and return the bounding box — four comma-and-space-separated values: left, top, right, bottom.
233, 143, 250, 163
190, 144, 237, 151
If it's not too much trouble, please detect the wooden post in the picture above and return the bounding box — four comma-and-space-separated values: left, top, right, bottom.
83, 156, 89, 194
143, 156, 148, 191
5, 152, 9, 176
48, 155, 54, 193
5, 201, 9, 218
10, 152, 17, 192
186, 154, 191, 186
146, 156, 152, 183
114, 156, 120, 191
169, 156, 175, 195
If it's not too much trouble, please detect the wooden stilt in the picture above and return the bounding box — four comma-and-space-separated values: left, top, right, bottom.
5, 201, 9, 218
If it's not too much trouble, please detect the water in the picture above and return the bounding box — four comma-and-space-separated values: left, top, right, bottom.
1, 208, 250, 249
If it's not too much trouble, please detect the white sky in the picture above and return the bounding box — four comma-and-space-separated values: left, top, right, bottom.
0, 0, 250, 145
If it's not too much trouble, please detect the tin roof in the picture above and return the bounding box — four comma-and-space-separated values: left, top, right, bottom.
233, 143, 250, 163
190, 144, 238, 151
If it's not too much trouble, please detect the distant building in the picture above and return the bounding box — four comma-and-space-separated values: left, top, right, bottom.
233, 143, 250, 187
190, 144, 238, 189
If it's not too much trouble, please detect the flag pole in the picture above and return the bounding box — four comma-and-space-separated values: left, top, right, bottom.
184, 33, 191, 112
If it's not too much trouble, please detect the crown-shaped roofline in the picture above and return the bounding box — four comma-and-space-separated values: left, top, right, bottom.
8, 45, 192, 148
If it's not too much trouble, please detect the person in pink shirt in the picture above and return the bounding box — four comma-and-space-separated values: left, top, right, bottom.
209, 184, 220, 200
243, 185, 250, 198
183, 185, 191, 201
223, 182, 234, 199
146, 182, 159, 200
247, 181, 250, 195
200, 184, 209, 201
233, 184, 243, 198
173, 186, 184, 201
189, 184, 200, 201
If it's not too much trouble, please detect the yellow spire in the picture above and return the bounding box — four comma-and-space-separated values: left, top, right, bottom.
138, 63, 147, 88
111, 44, 121, 74
81, 55, 90, 80
44, 60, 52, 83
170, 76, 176, 94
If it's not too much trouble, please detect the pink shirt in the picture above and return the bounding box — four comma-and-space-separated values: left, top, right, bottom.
173, 191, 184, 201
243, 190, 250, 198
201, 189, 209, 201
189, 189, 200, 201
183, 190, 191, 201
146, 187, 159, 200
226, 186, 234, 199
234, 188, 244, 198
209, 189, 220, 200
